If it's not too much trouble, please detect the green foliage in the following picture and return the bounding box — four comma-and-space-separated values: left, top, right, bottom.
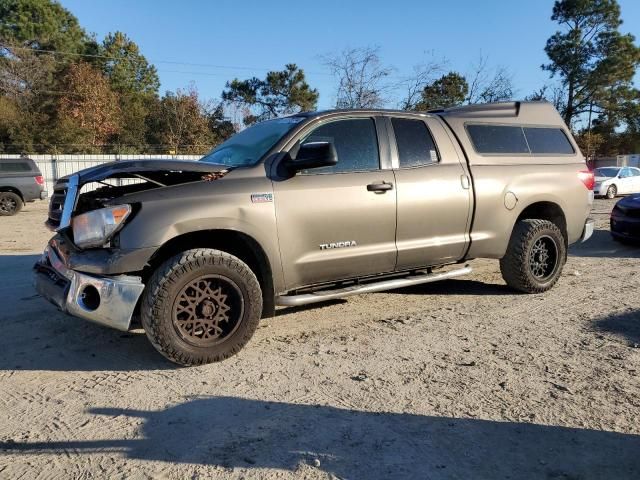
414, 72, 469, 111
0, 0, 89, 53
98, 32, 160, 150
543, 0, 640, 127
1, 0, 638, 156
207, 103, 236, 145
222, 64, 318, 125
100, 32, 159, 96
146, 86, 214, 154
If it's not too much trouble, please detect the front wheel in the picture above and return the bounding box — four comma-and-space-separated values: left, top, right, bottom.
606, 185, 617, 199
500, 219, 566, 293
141, 249, 262, 366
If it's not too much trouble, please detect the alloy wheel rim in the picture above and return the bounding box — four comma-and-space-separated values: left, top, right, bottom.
172, 274, 244, 347
528, 235, 559, 281
0, 195, 17, 214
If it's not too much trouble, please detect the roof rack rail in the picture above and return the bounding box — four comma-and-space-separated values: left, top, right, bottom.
429, 101, 527, 117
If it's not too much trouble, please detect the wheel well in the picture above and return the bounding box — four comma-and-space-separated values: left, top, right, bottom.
145, 230, 275, 319
516, 202, 567, 244
0, 187, 24, 201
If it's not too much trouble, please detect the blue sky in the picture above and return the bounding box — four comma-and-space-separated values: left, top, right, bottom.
60, 0, 640, 109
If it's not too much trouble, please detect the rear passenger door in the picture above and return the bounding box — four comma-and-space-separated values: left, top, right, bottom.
389, 116, 472, 269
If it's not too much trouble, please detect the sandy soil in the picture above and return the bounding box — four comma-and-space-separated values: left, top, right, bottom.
0, 198, 639, 479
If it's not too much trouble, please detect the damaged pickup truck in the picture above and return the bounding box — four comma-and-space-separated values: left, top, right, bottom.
34, 102, 595, 366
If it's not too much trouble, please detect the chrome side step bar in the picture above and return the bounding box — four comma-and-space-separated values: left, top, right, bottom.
276, 265, 472, 307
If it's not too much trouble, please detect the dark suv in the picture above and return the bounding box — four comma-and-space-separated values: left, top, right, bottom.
0, 157, 47, 216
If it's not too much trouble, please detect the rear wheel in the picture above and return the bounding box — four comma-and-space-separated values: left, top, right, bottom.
141, 248, 262, 366
0, 192, 22, 216
500, 219, 566, 293
606, 185, 617, 199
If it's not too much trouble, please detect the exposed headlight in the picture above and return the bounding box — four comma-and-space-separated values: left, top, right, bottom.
72, 205, 131, 248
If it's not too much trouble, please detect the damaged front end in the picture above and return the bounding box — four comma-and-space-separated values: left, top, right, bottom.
47, 159, 229, 231
35, 159, 229, 331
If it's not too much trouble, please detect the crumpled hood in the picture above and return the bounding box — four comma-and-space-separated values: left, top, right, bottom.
64, 159, 228, 184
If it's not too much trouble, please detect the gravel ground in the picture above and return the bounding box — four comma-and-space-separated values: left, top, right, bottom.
0, 198, 639, 480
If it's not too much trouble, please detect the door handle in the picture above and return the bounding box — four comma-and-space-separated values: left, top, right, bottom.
460, 175, 470, 189
367, 181, 394, 193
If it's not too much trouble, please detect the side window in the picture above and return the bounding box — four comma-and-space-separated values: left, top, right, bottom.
620, 168, 631, 178
631, 168, 640, 177
299, 118, 379, 174
467, 125, 576, 155
391, 118, 439, 168
523, 127, 574, 154
0, 162, 31, 172
466, 125, 530, 154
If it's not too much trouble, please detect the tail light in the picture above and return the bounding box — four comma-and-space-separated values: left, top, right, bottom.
578, 170, 594, 190
34, 175, 45, 186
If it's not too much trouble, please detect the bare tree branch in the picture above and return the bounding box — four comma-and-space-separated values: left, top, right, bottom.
322, 46, 394, 108
466, 54, 515, 104
396, 56, 447, 110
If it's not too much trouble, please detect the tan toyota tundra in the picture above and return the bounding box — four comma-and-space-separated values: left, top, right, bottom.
34, 101, 595, 365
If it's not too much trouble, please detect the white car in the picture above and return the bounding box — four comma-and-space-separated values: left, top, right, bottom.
593, 166, 640, 199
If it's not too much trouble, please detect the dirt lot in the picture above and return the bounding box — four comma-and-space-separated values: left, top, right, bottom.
0, 198, 639, 479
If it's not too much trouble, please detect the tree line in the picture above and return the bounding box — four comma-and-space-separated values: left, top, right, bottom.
0, 0, 638, 157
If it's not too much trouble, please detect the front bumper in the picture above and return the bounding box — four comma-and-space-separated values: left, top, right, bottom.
611, 214, 640, 241
33, 244, 145, 331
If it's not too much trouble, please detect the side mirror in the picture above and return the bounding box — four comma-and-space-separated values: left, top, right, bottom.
286, 141, 337, 173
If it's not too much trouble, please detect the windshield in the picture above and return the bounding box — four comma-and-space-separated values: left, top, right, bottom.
200, 116, 305, 167
594, 167, 620, 178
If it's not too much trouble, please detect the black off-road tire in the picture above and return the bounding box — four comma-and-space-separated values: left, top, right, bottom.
606, 185, 617, 199
500, 219, 566, 294
141, 248, 262, 366
0, 192, 22, 216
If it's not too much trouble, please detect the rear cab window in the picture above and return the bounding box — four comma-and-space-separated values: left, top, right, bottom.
391, 118, 439, 168
466, 125, 575, 155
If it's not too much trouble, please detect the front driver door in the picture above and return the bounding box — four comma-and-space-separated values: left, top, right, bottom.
273, 116, 397, 290
619, 168, 633, 193
630, 167, 640, 192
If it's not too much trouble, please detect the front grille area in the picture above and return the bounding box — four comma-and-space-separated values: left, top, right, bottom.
47, 180, 67, 229
613, 205, 640, 219
611, 218, 640, 236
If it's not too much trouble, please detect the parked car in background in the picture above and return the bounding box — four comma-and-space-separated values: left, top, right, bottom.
0, 157, 47, 216
593, 166, 640, 199
611, 194, 640, 243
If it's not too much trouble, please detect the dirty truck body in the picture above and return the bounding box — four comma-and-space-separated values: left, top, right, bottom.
34, 101, 594, 365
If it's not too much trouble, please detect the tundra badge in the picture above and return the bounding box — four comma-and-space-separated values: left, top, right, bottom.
320, 241, 357, 250
251, 193, 273, 203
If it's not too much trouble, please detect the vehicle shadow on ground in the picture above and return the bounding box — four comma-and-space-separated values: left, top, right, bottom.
1, 396, 639, 479
276, 299, 347, 317
387, 278, 513, 296
0, 254, 176, 372
569, 229, 640, 259
593, 309, 640, 346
